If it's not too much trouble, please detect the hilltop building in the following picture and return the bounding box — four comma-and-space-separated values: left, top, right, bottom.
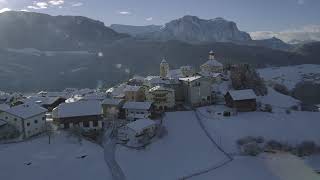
200, 50, 223, 74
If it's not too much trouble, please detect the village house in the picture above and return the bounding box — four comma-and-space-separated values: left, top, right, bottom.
200, 50, 224, 74
124, 85, 146, 102
22, 96, 66, 111
179, 76, 213, 106
52, 100, 103, 131
146, 86, 175, 111
224, 89, 257, 112
0, 103, 47, 139
0, 104, 10, 114
102, 98, 125, 119
123, 101, 153, 121
125, 118, 157, 144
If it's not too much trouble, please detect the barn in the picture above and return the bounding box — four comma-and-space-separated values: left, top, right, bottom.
225, 89, 257, 112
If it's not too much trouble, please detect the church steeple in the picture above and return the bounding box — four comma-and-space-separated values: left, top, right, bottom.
160, 58, 169, 78
209, 50, 215, 60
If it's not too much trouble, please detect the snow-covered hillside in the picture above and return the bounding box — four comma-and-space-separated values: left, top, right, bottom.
258, 64, 320, 90
0, 132, 112, 180
115, 111, 229, 180
193, 153, 319, 180
197, 106, 320, 153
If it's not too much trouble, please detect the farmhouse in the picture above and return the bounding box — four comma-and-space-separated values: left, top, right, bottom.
0, 103, 47, 139
123, 101, 153, 121
22, 96, 66, 111
102, 98, 125, 119
52, 100, 103, 131
124, 85, 146, 102
179, 76, 213, 106
225, 89, 257, 112
146, 86, 175, 111
126, 118, 157, 144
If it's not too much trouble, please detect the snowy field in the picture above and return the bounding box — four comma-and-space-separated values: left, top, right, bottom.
0, 131, 111, 180
193, 153, 320, 180
197, 107, 320, 153
258, 64, 320, 90
258, 88, 300, 109
115, 111, 228, 180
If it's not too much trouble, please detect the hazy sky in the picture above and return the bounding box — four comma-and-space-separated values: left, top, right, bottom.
0, 0, 319, 32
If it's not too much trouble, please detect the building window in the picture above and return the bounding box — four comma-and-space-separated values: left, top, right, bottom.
5, 116, 8, 120
14, 118, 17, 121
42, 117, 45, 121
83, 121, 90, 128
34, 120, 38, 124
93, 121, 98, 127
27, 122, 30, 126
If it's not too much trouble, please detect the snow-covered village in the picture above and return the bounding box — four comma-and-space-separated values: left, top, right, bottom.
1, 1, 320, 179
1, 49, 320, 180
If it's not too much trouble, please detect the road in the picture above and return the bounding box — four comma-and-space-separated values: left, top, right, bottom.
103, 126, 126, 180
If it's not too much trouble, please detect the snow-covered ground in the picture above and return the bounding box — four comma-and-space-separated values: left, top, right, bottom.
193, 153, 320, 180
258, 87, 300, 110
197, 106, 320, 153
115, 111, 229, 180
0, 131, 111, 180
258, 64, 320, 90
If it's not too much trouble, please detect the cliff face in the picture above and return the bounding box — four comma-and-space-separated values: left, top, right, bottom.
142, 16, 251, 43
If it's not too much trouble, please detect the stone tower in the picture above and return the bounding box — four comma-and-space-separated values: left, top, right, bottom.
160, 59, 169, 78
209, 50, 215, 60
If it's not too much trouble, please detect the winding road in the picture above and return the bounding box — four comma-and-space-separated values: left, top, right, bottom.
103, 126, 126, 180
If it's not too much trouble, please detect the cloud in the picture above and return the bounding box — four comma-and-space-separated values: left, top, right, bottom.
20, 9, 29, 12
0, 7, 10, 13
146, 17, 153, 21
36, 2, 48, 9
48, 0, 64, 6
71, 2, 83, 7
118, 11, 131, 15
250, 25, 320, 43
28, 2, 48, 9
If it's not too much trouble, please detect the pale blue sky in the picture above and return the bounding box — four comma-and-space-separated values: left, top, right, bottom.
0, 0, 319, 31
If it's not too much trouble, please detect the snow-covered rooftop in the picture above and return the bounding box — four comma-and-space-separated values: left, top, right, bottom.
202, 59, 223, 67
126, 119, 156, 133
53, 100, 102, 119
124, 85, 141, 92
145, 76, 171, 85
123, 102, 152, 110
149, 86, 174, 92
24, 96, 63, 106
4, 103, 47, 119
179, 76, 202, 82
0, 104, 10, 111
227, 89, 257, 101
102, 98, 124, 106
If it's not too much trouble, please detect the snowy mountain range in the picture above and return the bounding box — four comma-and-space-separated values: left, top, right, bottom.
0, 11, 319, 91
111, 16, 252, 43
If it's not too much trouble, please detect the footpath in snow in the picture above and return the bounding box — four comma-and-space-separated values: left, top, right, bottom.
115, 111, 229, 180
